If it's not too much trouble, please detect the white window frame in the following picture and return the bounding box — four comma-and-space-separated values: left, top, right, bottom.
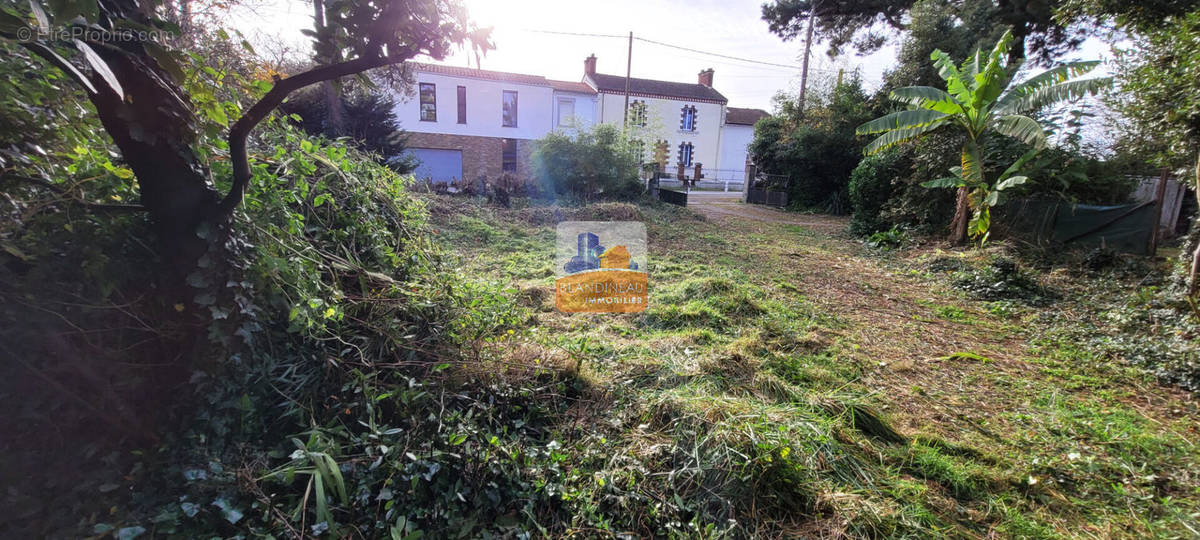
557, 98, 575, 127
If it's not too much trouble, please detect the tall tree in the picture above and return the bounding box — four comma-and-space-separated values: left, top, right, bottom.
857, 30, 1109, 244
879, 0, 1002, 90
0, 0, 489, 272
751, 72, 875, 212
762, 0, 1084, 64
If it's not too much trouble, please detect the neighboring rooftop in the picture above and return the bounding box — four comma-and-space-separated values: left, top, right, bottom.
588, 73, 728, 104
409, 62, 549, 86
548, 79, 597, 94
725, 107, 770, 125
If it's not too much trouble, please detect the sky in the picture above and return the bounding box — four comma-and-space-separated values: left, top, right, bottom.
231, 0, 1117, 143
231, 0, 901, 112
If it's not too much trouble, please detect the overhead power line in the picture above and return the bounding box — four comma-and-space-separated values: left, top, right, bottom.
525, 29, 627, 39
632, 36, 801, 70
521, 28, 879, 82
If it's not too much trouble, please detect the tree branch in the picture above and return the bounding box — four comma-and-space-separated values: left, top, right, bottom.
217, 54, 411, 219
2, 174, 148, 213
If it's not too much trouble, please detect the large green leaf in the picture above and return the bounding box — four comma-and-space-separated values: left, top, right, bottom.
995, 175, 1028, 191
890, 86, 963, 115
921, 176, 963, 188
856, 109, 949, 135
932, 49, 969, 101
862, 119, 951, 155
1002, 60, 1101, 99
993, 115, 1047, 149
1001, 78, 1112, 114
931, 49, 960, 82
964, 49, 983, 88
973, 31, 1015, 108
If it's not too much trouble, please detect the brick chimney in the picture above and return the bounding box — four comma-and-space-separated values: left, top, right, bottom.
698, 68, 714, 87
584, 55, 597, 77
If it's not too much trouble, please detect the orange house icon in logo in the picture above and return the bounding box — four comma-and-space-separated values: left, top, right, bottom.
600, 245, 631, 269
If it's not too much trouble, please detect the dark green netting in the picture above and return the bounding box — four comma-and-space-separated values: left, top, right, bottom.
992, 198, 1157, 254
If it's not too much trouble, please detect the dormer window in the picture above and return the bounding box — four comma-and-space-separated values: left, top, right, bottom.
678, 142, 694, 167
680, 105, 697, 131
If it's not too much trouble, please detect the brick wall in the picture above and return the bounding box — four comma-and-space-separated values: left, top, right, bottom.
517, 139, 538, 181
406, 132, 537, 183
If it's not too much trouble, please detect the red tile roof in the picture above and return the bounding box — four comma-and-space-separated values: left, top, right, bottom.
548, 79, 597, 94
725, 107, 770, 125
409, 62, 549, 86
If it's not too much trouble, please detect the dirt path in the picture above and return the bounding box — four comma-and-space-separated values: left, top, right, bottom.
685, 192, 848, 233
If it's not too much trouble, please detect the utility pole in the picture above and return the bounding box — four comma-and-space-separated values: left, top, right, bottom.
797, 1, 818, 118
623, 31, 632, 126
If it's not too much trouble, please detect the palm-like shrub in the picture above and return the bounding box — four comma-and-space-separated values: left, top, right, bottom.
857, 30, 1111, 245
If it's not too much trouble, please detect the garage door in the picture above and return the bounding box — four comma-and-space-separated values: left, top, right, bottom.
408, 148, 463, 183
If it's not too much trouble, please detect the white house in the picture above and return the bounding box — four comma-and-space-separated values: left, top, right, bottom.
551, 79, 599, 130
716, 107, 770, 182
583, 56, 726, 181
394, 63, 584, 183
392, 57, 767, 186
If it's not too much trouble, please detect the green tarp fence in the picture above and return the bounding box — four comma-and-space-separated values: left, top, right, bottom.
992, 198, 1157, 255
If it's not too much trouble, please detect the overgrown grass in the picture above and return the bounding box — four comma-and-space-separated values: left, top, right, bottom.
424, 194, 1200, 537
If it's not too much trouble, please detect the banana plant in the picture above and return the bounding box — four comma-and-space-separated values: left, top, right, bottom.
856, 29, 1111, 245
922, 149, 1037, 245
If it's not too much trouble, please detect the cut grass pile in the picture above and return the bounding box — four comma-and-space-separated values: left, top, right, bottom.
425, 194, 1200, 538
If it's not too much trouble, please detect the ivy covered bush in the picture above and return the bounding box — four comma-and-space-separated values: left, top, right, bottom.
0, 110, 601, 535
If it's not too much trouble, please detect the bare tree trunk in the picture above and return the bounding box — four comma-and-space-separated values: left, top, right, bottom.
323, 83, 345, 134
948, 186, 969, 245
313, 0, 345, 134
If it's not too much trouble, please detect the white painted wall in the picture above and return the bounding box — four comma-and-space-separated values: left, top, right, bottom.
394, 71, 554, 140
595, 92, 724, 170
715, 124, 754, 181
552, 91, 598, 129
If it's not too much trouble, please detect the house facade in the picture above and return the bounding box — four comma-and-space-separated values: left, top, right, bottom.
584, 57, 726, 180
394, 63, 567, 183
393, 57, 767, 186
717, 107, 770, 182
